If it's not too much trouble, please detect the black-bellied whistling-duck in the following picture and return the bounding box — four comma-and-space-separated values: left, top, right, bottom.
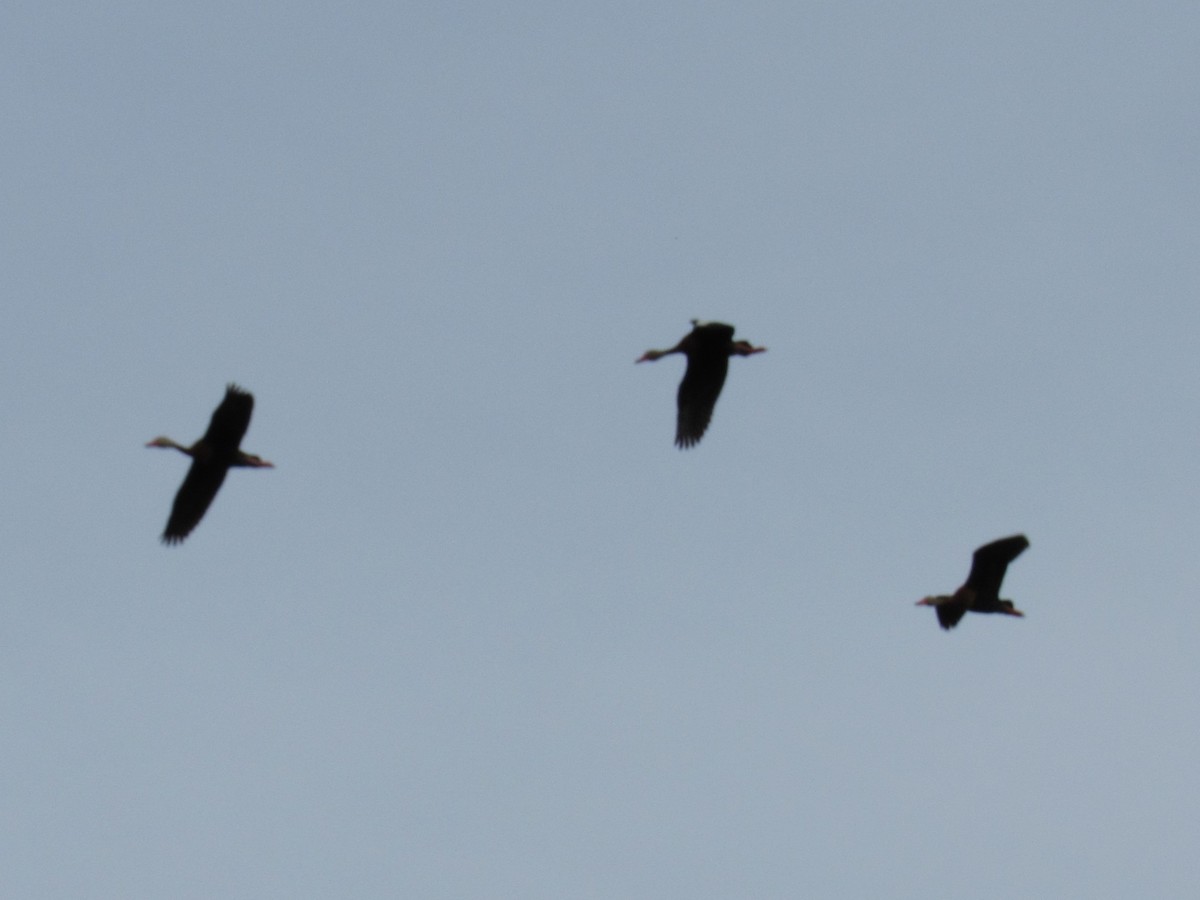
637, 320, 765, 448
146, 384, 273, 544
917, 535, 1030, 630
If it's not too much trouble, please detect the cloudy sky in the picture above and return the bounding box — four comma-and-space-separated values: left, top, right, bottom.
3, 2, 1199, 897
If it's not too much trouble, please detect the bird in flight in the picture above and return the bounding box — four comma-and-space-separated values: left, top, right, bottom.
146, 384, 273, 544
637, 320, 765, 448
916, 534, 1030, 630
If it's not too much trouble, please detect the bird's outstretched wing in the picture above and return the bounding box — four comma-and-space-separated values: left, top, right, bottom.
200, 384, 254, 454
675, 353, 729, 448
964, 535, 1030, 599
936, 599, 969, 630
161, 459, 229, 544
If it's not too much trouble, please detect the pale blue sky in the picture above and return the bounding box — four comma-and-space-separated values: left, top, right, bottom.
4, 3, 1200, 897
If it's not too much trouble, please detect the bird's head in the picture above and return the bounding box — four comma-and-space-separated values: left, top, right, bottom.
145, 436, 181, 450
915, 595, 943, 607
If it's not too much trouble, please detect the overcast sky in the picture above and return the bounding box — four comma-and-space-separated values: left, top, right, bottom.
4, 2, 1200, 897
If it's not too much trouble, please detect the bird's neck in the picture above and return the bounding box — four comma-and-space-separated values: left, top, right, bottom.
150, 438, 194, 456
637, 347, 678, 362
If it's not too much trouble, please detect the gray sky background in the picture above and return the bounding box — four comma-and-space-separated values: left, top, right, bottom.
4, 3, 1200, 897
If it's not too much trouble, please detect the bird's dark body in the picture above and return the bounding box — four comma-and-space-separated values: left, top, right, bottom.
923, 534, 1030, 630
149, 384, 272, 545
638, 320, 764, 449
675, 324, 734, 448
